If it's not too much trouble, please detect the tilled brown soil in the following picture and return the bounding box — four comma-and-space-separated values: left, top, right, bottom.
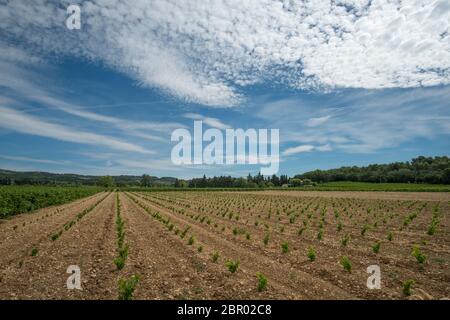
0, 191, 448, 300
0, 192, 117, 299
119, 193, 247, 299
128, 192, 353, 299
0, 192, 107, 269
130, 191, 450, 300
243, 190, 450, 201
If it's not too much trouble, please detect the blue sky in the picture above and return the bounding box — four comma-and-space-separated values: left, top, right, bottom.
0, 1, 449, 178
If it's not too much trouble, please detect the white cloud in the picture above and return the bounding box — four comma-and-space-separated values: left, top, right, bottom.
259, 86, 450, 154
183, 113, 230, 130
0, 155, 70, 165
316, 144, 333, 152
1, 0, 449, 107
282, 144, 332, 155
42, 98, 178, 142
283, 145, 315, 155
306, 115, 331, 127
0, 45, 41, 65
0, 60, 182, 143
0, 106, 153, 154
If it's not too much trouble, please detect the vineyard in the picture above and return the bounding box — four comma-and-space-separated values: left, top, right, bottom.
0, 186, 103, 218
0, 190, 449, 299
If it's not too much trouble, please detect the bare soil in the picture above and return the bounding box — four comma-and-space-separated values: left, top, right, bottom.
243, 190, 450, 201
0, 190, 448, 300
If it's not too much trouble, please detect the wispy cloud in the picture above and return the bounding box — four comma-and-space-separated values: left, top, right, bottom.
183, 113, 230, 130
42, 98, 177, 143
0, 106, 153, 154
257, 86, 450, 154
113, 159, 183, 172
283, 144, 332, 156
306, 115, 331, 127
0, 61, 182, 144
0, 155, 71, 165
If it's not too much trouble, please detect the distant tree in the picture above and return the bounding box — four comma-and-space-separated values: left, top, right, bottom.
232, 177, 248, 188
443, 168, 450, 184
141, 174, 153, 187
270, 174, 280, 186
201, 174, 207, 187
0, 177, 12, 185
255, 172, 264, 184
97, 176, 115, 188
116, 182, 128, 188
280, 175, 289, 185
257, 180, 266, 188
174, 179, 188, 188
290, 178, 303, 187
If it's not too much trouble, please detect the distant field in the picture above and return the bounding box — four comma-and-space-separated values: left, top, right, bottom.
306, 182, 450, 192
124, 182, 450, 192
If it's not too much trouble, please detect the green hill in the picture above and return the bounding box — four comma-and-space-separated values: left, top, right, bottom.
0, 169, 176, 187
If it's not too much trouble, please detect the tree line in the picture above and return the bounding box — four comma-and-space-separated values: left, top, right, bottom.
296, 156, 450, 184
180, 173, 291, 188
174, 156, 450, 188
2, 156, 449, 187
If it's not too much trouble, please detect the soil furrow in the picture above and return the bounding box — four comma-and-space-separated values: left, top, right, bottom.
0, 192, 107, 268
0, 192, 117, 299
128, 192, 355, 299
